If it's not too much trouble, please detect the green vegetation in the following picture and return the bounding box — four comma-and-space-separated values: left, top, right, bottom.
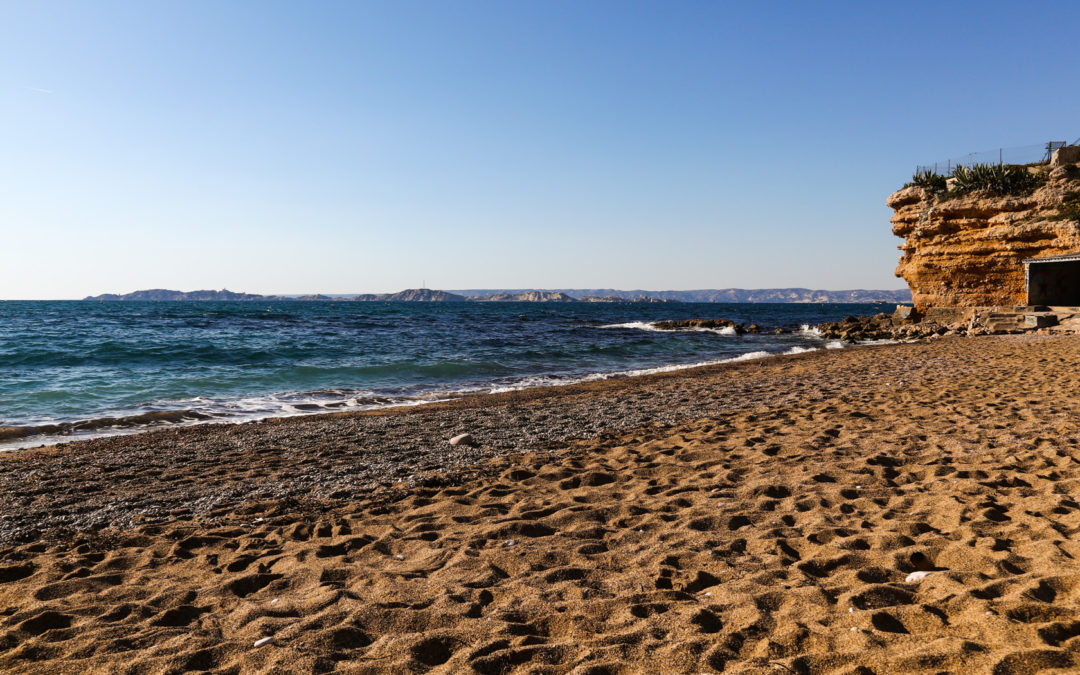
905, 169, 947, 194
949, 163, 1043, 196
1049, 190, 1080, 222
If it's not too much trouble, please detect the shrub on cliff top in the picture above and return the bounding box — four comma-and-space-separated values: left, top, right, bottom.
1050, 190, 1080, 222
950, 163, 1043, 196
905, 169, 947, 194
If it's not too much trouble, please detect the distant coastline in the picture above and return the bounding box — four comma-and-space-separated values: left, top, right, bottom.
82, 287, 912, 303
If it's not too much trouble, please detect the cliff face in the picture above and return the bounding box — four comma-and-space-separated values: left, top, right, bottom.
889, 163, 1080, 310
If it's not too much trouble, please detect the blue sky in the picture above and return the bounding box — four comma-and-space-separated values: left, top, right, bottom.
2, 1, 1078, 298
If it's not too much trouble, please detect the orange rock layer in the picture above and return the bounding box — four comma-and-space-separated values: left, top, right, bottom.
889, 164, 1080, 310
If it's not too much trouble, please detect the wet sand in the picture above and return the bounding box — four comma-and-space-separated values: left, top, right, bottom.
2, 336, 1080, 673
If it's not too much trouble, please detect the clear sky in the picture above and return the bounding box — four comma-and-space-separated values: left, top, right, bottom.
2, 1, 1078, 299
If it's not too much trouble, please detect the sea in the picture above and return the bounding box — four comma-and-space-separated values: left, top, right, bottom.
0, 301, 894, 449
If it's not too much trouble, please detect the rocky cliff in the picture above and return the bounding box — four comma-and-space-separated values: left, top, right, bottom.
889, 162, 1080, 309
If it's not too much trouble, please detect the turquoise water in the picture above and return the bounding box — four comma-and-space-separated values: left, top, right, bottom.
0, 301, 892, 447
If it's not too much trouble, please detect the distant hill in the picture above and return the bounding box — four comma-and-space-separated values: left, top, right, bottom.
451, 288, 912, 303
471, 291, 576, 302
83, 289, 270, 302
378, 289, 466, 302
85, 287, 911, 303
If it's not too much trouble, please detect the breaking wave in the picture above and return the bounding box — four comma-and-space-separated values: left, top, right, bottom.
600, 321, 738, 336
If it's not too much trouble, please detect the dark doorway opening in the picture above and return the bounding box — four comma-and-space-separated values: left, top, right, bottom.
1026, 255, 1080, 306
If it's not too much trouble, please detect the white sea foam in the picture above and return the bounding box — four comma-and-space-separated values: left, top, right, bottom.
783, 346, 818, 355
720, 350, 764, 362
486, 349, 778, 394
799, 324, 822, 336
600, 321, 737, 336
599, 321, 663, 331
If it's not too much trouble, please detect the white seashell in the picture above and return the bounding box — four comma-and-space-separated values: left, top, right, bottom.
905, 571, 932, 583
254, 637, 275, 648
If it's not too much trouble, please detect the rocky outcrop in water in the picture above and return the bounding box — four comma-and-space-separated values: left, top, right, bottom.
889, 162, 1080, 310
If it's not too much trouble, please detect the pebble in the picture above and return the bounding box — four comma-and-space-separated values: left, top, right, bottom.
253, 637, 275, 648
449, 433, 476, 447
270, 598, 279, 605
504, 539, 517, 547
905, 571, 932, 583
394, 554, 405, 560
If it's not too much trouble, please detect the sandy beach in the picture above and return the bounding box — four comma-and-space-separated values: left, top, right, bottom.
2, 335, 1080, 673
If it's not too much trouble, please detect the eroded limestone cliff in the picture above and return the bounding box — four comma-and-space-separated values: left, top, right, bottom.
889, 162, 1080, 309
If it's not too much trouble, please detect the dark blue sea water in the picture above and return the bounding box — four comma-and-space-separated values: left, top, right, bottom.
0, 301, 892, 448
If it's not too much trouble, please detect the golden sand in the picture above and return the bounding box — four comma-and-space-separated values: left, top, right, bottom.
2, 336, 1080, 673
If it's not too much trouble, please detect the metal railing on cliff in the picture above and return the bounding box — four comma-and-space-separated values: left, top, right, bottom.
916, 140, 1076, 175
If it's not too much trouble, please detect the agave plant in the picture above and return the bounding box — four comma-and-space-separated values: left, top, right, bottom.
950, 163, 1042, 196
906, 169, 947, 193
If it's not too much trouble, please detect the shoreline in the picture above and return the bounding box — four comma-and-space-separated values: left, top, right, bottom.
0, 331, 850, 452
3, 334, 1078, 673
0, 339, 911, 543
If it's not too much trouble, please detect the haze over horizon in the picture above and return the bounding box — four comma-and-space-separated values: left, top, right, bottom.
3, 1, 1079, 300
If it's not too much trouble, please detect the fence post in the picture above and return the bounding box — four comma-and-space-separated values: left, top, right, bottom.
999, 148, 1003, 165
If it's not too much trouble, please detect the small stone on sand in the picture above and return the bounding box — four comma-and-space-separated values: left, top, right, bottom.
905, 571, 932, 583
449, 433, 476, 447
254, 637, 274, 648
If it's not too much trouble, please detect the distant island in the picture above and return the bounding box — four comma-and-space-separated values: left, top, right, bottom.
83, 288, 912, 303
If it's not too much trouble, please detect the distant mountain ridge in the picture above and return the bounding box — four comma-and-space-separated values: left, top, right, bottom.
450, 288, 913, 303
85, 289, 269, 302
84, 287, 911, 303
